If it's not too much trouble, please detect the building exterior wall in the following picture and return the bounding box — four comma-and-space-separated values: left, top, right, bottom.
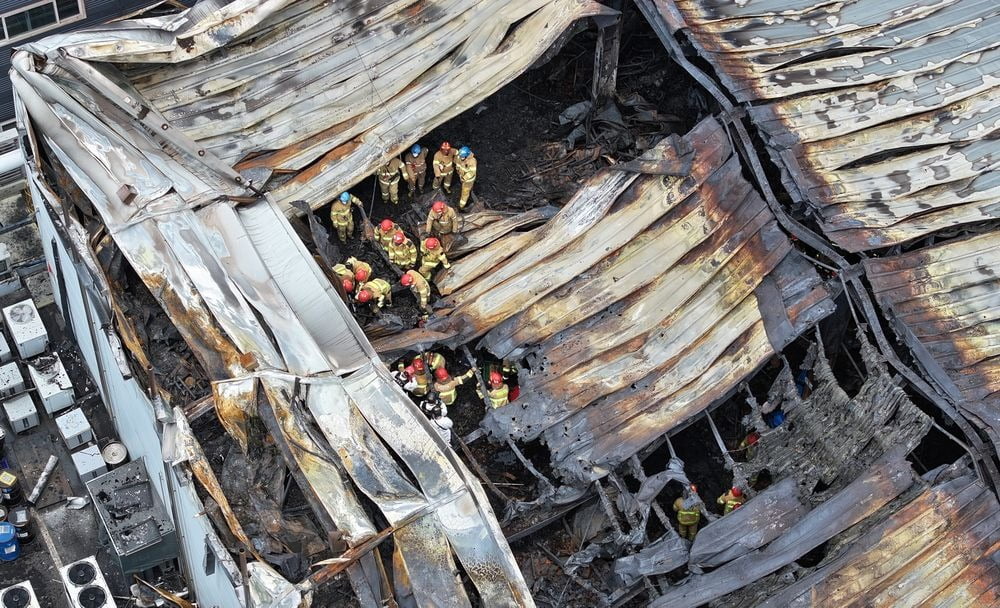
31, 173, 245, 608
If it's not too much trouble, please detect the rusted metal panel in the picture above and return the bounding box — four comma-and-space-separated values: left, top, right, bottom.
642, 0, 1000, 250
864, 232, 1000, 412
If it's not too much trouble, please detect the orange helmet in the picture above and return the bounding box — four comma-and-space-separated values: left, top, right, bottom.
354, 267, 369, 282
440, 141, 451, 151
489, 370, 503, 386
412, 358, 425, 372
401, 273, 414, 286
731, 487, 743, 498
341, 278, 355, 293
380, 219, 394, 232
425, 237, 440, 250
392, 231, 406, 245
356, 289, 372, 303
432, 200, 446, 214
434, 367, 449, 381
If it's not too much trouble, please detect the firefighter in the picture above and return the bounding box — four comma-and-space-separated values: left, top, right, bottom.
330, 263, 356, 294
433, 366, 476, 406
738, 431, 760, 461
401, 270, 431, 313
377, 156, 405, 205
432, 141, 457, 193
356, 278, 392, 310
425, 200, 460, 251
718, 486, 745, 515
403, 144, 428, 196
346, 257, 372, 285
374, 219, 398, 251
454, 146, 477, 210
476, 370, 509, 408
418, 237, 451, 280
330, 191, 362, 242
387, 231, 417, 269
414, 351, 446, 372
411, 358, 431, 397
673, 484, 702, 541
392, 365, 417, 392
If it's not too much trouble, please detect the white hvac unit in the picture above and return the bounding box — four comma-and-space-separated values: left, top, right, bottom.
72, 445, 107, 483
2, 299, 48, 359
56, 408, 93, 450
0, 362, 24, 399
27, 354, 74, 415
0, 580, 40, 608
0, 332, 11, 365
60, 555, 112, 608
3, 393, 38, 433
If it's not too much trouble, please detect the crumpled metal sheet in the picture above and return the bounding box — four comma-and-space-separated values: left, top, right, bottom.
641, 0, 1000, 251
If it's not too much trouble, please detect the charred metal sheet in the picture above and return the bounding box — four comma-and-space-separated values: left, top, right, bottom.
449, 206, 558, 257
650, 452, 915, 608
864, 232, 1000, 433
758, 473, 1000, 608
641, 0, 1000, 250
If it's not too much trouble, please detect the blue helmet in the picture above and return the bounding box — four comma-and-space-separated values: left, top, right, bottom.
339, 192, 350, 203
458, 146, 471, 159
411, 144, 422, 156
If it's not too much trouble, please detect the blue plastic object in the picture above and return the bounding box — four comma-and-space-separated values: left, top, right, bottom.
0, 522, 19, 562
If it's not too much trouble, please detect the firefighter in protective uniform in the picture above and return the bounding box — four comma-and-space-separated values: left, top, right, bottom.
432, 142, 457, 193
410, 358, 432, 397
356, 278, 392, 310
386, 231, 417, 269
346, 257, 372, 284
403, 144, 428, 196
374, 219, 399, 251
477, 370, 509, 408
418, 237, 451, 280
330, 191, 362, 242
425, 201, 460, 252
718, 487, 745, 515
433, 367, 475, 406
673, 484, 703, 541
454, 146, 477, 209
401, 270, 431, 313
377, 157, 405, 205
330, 263, 356, 294
414, 352, 446, 372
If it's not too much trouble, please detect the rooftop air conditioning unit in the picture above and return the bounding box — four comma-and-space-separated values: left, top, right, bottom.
0, 581, 40, 608
60, 555, 112, 608
3, 300, 47, 360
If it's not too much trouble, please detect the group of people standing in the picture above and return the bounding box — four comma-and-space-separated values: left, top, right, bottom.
376, 142, 478, 209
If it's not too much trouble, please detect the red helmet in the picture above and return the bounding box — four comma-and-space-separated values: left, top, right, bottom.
432, 200, 446, 214
354, 267, 369, 282
341, 278, 355, 293
434, 367, 449, 381
356, 289, 372, 303
392, 231, 405, 245
412, 358, 425, 372
689, 484, 698, 493
440, 141, 451, 151
401, 273, 414, 286
731, 487, 743, 498
489, 370, 503, 386
380, 219, 394, 232
425, 237, 440, 250
404, 365, 415, 377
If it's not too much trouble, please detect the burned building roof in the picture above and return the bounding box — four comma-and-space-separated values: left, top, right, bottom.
643, 0, 1000, 251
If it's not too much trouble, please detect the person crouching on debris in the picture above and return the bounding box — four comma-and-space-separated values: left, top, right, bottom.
330, 191, 362, 242
377, 156, 406, 205
418, 237, 451, 280
477, 370, 509, 408
425, 200, 460, 251
356, 278, 392, 310
404, 144, 428, 197
455, 146, 477, 209
718, 486, 744, 515
432, 141, 457, 193
387, 231, 418, 269
401, 270, 431, 313
374, 219, 398, 251
347, 257, 372, 283
673, 484, 702, 541
330, 262, 356, 295
433, 366, 476, 406
392, 365, 418, 392
411, 358, 432, 397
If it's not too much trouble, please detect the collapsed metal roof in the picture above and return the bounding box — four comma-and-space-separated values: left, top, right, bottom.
644, 0, 1000, 251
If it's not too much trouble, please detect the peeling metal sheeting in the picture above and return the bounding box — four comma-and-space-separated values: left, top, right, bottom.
758, 473, 1000, 608
864, 232, 1000, 450
642, 0, 1000, 251
412, 116, 837, 481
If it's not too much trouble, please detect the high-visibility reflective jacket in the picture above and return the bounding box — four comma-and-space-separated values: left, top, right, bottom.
434, 369, 475, 405
455, 154, 477, 183
374, 223, 398, 249
387, 238, 417, 268
673, 497, 702, 525
415, 352, 445, 371
718, 491, 745, 515
377, 158, 404, 184
330, 194, 361, 226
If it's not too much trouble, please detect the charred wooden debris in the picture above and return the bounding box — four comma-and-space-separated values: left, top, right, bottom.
10, 0, 1000, 606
